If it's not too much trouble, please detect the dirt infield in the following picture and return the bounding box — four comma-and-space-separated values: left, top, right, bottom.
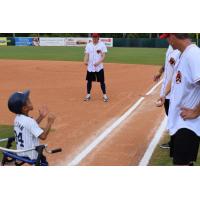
0, 59, 164, 165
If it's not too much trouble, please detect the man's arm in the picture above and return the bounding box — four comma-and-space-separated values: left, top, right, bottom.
180, 79, 200, 120
164, 79, 172, 97
84, 53, 89, 66
153, 64, 164, 82
155, 79, 172, 107
180, 102, 200, 120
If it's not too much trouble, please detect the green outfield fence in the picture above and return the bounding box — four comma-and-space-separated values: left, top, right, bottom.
113, 38, 169, 48
2, 37, 200, 48
113, 38, 200, 48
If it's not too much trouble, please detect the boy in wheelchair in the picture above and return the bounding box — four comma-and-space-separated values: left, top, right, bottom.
1, 90, 56, 166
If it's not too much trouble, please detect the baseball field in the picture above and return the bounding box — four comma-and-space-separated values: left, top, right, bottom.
0, 46, 199, 166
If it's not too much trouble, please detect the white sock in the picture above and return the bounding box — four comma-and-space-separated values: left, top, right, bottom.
103, 94, 108, 98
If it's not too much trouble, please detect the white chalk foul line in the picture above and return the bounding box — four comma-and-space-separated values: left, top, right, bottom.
146, 79, 163, 95
68, 80, 163, 166
138, 116, 167, 166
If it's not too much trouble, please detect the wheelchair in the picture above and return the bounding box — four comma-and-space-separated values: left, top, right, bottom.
0, 137, 62, 166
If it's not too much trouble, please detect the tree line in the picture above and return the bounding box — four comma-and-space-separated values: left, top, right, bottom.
0, 33, 198, 38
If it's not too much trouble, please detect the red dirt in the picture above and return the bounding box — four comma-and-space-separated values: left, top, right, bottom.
0, 59, 163, 165
80, 86, 164, 165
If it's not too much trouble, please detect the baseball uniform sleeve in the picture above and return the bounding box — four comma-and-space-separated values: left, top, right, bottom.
188, 48, 200, 83
28, 118, 44, 138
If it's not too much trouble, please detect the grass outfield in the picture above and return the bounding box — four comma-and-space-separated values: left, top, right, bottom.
0, 46, 166, 65
149, 133, 200, 166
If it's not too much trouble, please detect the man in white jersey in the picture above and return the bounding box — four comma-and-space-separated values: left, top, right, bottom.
160, 33, 200, 165
155, 41, 181, 148
83, 33, 109, 102
8, 90, 55, 163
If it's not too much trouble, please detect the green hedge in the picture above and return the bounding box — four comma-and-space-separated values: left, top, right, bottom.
113, 38, 200, 48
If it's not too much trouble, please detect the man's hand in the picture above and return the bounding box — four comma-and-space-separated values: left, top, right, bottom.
153, 72, 162, 82
155, 96, 165, 107
153, 65, 164, 82
180, 107, 199, 120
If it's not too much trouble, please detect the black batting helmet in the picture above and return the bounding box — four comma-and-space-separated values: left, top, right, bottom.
8, 90, 30, 114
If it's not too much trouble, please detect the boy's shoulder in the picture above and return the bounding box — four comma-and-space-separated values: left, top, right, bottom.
15, 115, 35, 125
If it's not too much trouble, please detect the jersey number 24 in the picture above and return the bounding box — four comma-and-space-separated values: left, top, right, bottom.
14, 130, 24, 147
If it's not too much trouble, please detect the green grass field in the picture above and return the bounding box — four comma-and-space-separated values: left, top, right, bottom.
149, 133, 200, 166
0, 125, 14, 161
0, 46, 166, 65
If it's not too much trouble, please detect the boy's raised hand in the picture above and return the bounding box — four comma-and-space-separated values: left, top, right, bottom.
39, 105, 49, 119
